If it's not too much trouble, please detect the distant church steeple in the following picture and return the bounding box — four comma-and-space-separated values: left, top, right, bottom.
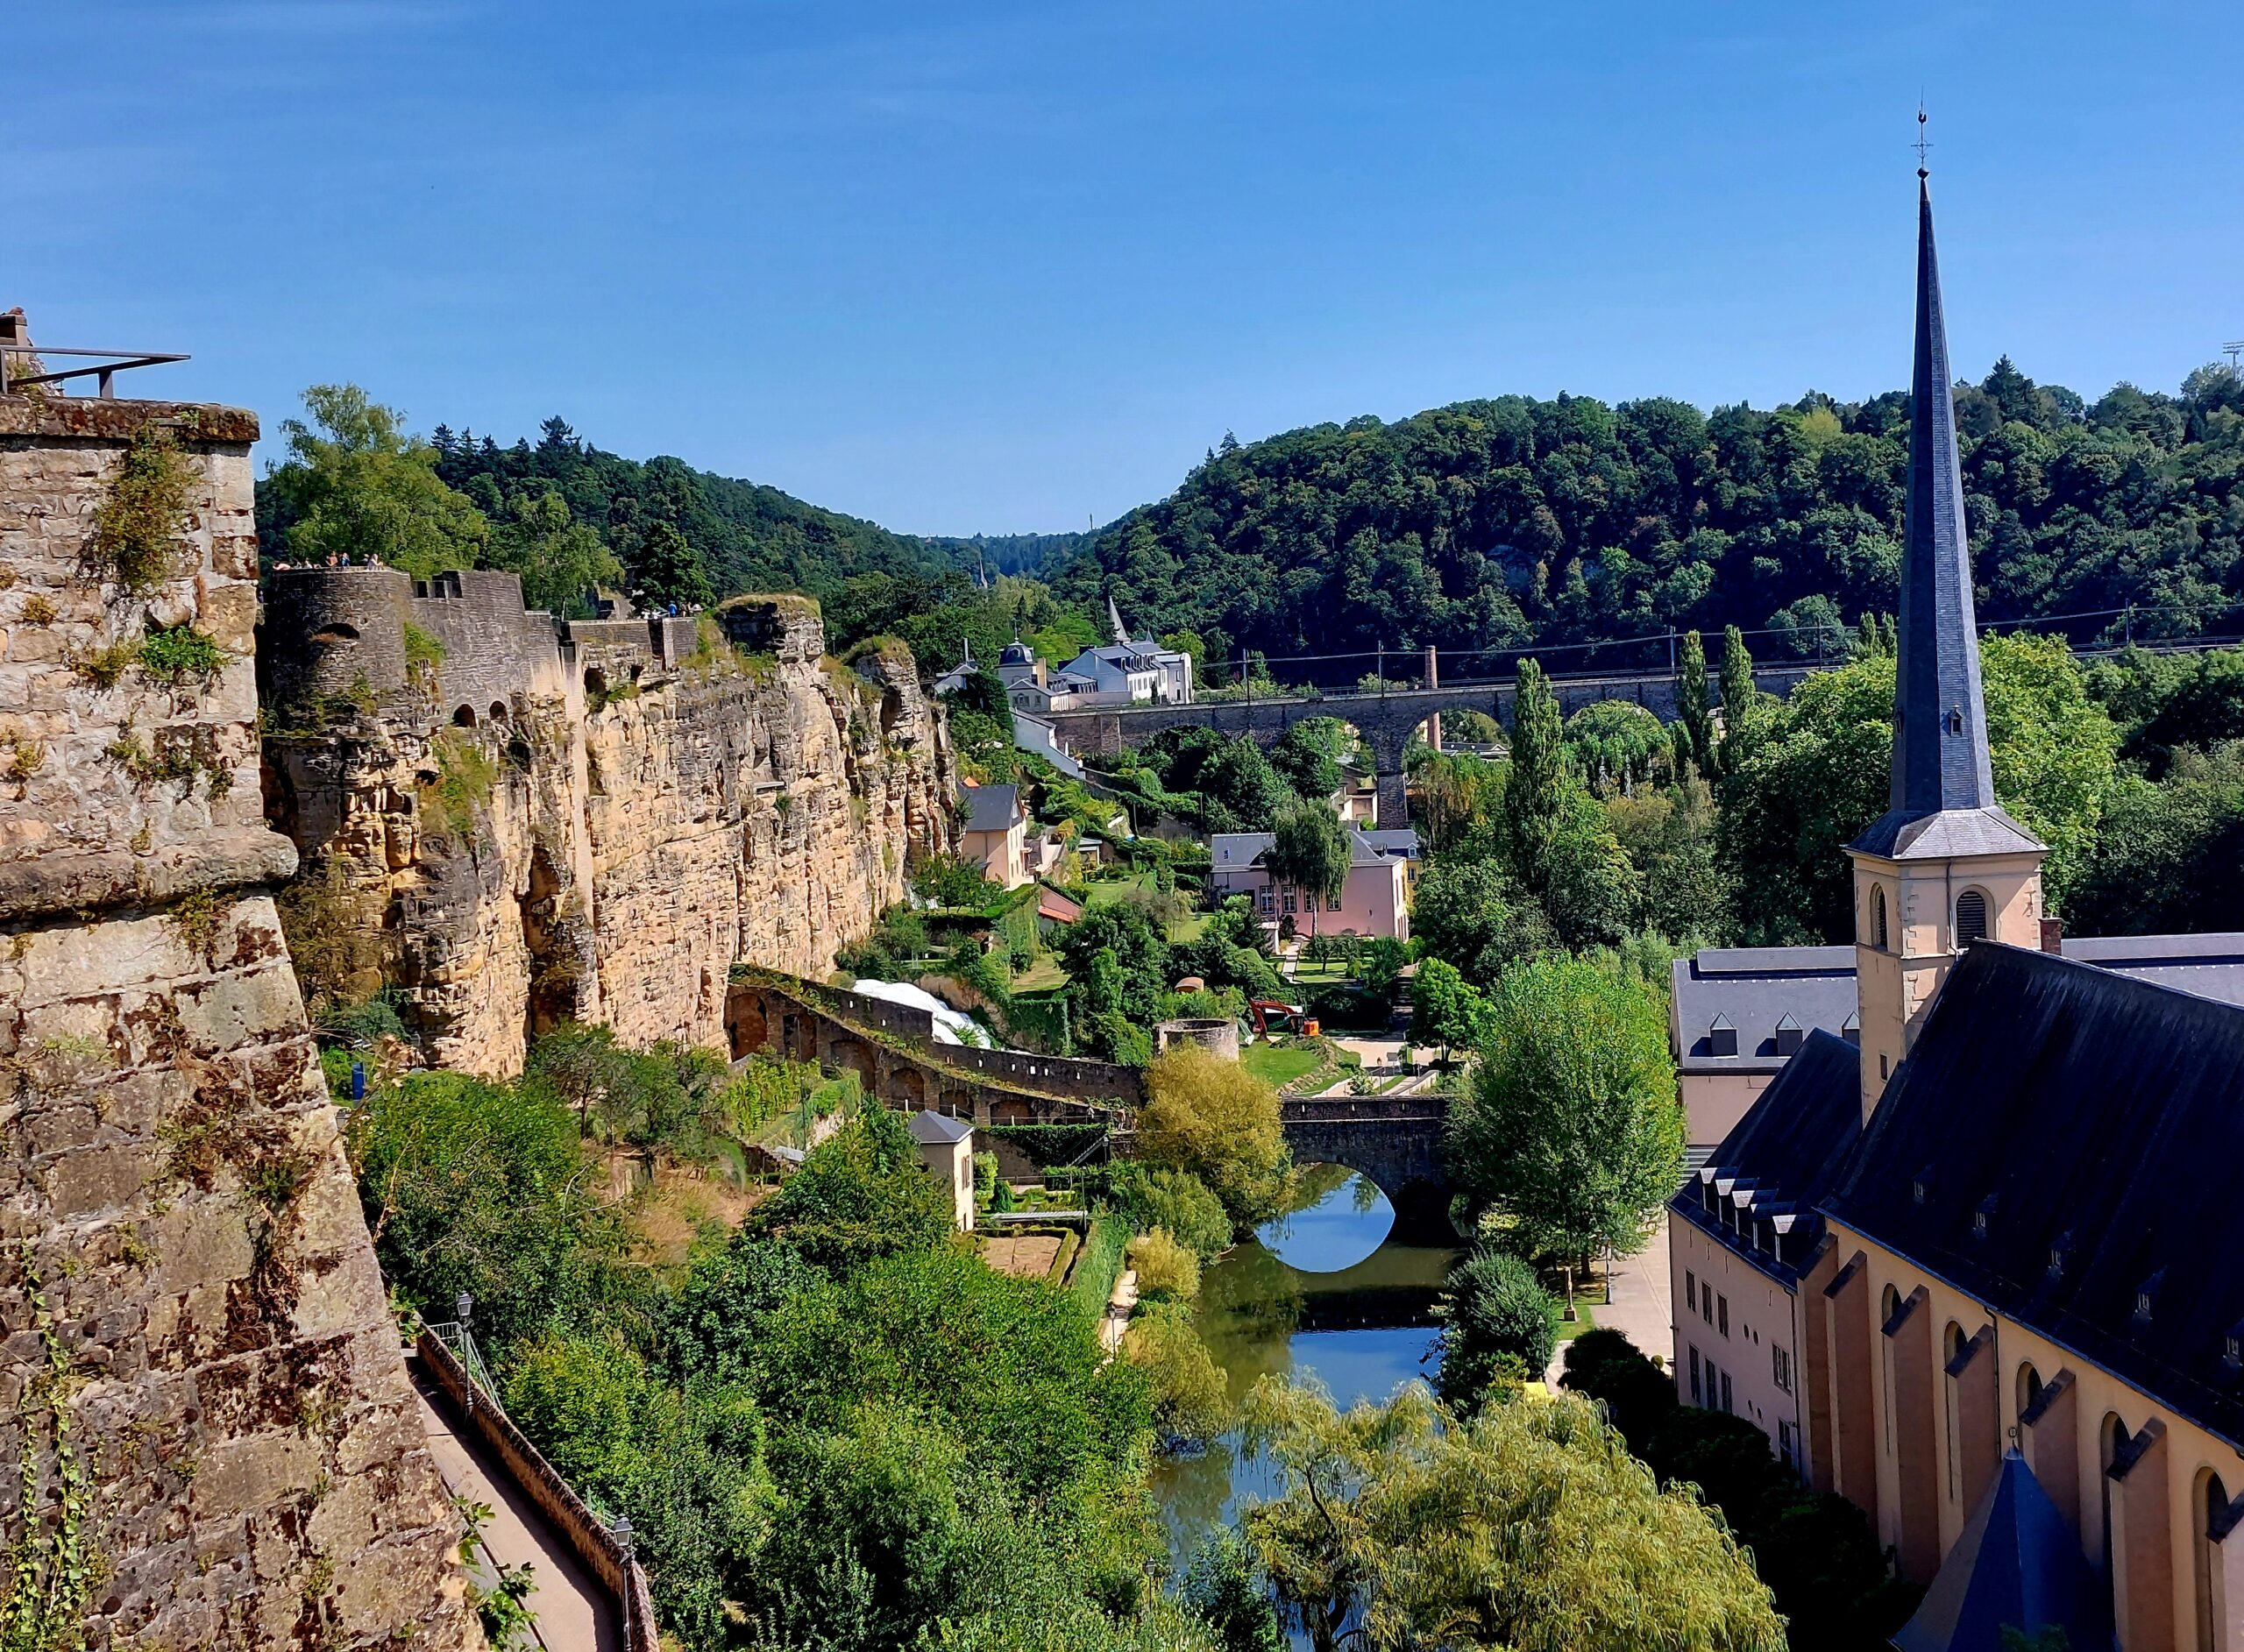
1846, 154, 2048, 1119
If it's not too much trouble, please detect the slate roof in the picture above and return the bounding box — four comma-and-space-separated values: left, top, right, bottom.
1824, 942, 2244, 1449
1892, 1450, 2112, 1652
1671, 946, 1858, 1074
1845, 176, 2045, 875
907, 1110, 974, 1146
1210, 827, 1417, 874
958, 783, 1024, 835
1672, 1029, 1861, 1282
1672, 936, 2244, 1074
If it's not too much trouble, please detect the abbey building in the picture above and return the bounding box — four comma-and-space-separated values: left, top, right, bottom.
1670, 175, 2244, 1651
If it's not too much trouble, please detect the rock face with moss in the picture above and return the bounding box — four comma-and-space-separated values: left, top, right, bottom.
0, 394, 482, 1648
261, 580, 955, 1076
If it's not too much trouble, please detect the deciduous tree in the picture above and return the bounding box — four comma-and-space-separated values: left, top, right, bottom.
1446, 956, 1682, 1287
1138, 1044, 1292, 1227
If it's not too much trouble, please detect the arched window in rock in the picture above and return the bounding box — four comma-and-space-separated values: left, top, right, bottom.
1956, 889, 1990, 946
451, 704, 477, 728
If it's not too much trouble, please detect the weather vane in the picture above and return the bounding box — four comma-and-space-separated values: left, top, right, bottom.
1914, 105, 1931, 178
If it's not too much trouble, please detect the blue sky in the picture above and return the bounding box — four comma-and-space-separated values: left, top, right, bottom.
9, 3, 2241, 534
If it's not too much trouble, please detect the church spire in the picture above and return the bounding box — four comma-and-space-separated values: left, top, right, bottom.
1849, 170, 2038, 859
1891, 172, 1996, 819
1846, 155, 2045, 1121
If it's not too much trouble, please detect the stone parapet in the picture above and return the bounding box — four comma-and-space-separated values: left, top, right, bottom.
0, 391, 484, 1649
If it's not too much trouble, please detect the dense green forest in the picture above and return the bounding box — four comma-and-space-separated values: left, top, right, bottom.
256, 359, 2244, 688
1047, 360, 2244, 675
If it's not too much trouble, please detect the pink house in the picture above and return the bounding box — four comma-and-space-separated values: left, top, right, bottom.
1208, 827, 1419, 941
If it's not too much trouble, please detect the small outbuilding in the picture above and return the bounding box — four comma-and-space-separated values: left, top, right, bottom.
907, 1110, 976, 1232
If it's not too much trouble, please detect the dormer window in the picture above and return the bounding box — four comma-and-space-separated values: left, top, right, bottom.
2134, 1269, 2165, 1326
1841, 1012, 1860, 1046
1708, 1015, 1737, 1058
2049, 1229, 2074, 1280
1956, 889, 1990, 946
1947, 706, 1965, 737
1912, 1166, 1933, 1206
2226, 1325, 2243, 1374
1972, 1195, 1997, 1239
1773, 1014, 1804, 1057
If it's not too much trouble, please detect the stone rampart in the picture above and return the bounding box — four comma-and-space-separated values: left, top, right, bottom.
265, 591, 956, 1076
724, 969, 1142, 1122
0, 393, 480, 1648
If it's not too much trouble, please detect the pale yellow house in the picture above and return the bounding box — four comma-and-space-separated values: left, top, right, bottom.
908, 1110, 976, 1232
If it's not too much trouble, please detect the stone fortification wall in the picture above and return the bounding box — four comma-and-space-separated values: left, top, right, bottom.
264, 588, 955, 1077
0, 395, 480, 1648
263, 564, 570, 718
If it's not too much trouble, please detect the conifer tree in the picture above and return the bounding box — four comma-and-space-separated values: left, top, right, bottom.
1677, 630, 1715, 777
1717, 625, 1758, 776
1502, 659, 1565, 874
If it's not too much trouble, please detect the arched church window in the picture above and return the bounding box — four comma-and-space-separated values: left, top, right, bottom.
2196, 1467, 2231, 1652
1955, 889, 1989, 946
1871, 885, 1889, 950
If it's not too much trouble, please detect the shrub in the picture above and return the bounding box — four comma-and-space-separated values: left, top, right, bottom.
1122, 1301, 1229, 1449
1127, 1228, 1201, 1301
1433, 1246, 1560, 1412
1067, 1210, 1129, 1323
137, 623, 227, 685
89, 424, 195, 593
1110, 1164, 1232, 1262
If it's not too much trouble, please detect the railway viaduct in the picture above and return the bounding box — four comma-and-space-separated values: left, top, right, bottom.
1041, 656, 1820, 825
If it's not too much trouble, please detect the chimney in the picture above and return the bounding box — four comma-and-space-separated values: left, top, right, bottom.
2039, 917, 2063, 955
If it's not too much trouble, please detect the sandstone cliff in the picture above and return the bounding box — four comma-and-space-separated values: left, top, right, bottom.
261, 584, 955, 1078
0, 395, 481, 1648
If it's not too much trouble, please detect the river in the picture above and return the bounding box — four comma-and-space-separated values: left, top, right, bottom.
1148, 1166, 1459, 1565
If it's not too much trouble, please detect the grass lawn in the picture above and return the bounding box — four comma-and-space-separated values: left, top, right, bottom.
1554, 1301, 1601, 1342
1082, 871, 1154, 907
1241, 1040, 1324, 1089
1010, 955, 1068, 993
1079, 870, 1208, 942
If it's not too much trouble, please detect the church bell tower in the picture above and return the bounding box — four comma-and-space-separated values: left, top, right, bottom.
1846, 167, 2047, 1121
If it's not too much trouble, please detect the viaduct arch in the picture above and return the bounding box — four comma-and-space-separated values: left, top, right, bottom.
1042, 659, 1818, 826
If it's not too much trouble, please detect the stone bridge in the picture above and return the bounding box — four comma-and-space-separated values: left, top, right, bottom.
1280, 1090, 1459, 1244
1043, 659, 1818, 825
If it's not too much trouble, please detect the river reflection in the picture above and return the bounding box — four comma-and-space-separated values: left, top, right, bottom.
1149, 1169, 1459, 1565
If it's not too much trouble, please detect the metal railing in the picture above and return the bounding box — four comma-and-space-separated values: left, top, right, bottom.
1, 344, 189, 398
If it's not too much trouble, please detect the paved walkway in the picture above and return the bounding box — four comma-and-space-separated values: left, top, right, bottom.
1544, 1220, 1674, 1386
1100, 1268, 1140, 1358
410, 1358, 622, 1652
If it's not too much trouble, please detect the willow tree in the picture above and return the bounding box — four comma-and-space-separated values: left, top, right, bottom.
1266, 796, 1351, 916
1240, 1380, 1786, 1652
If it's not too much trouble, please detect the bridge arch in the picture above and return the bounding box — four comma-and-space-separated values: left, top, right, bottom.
1280, 1103, 1459, 1245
